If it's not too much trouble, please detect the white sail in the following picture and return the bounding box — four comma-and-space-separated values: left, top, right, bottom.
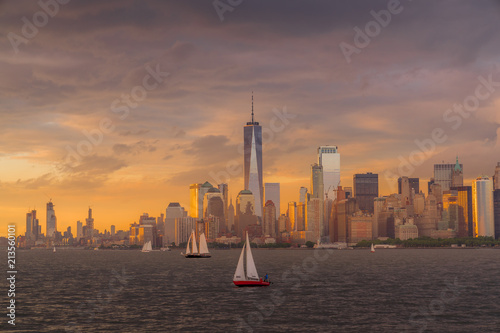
371, 243, 375, 252
245, 233, 259, 280
199, 233, 210, 254
142, 241, 152, 252
191, 231, 198, 254
186, 231, 193, 254
233, 242, 246, 281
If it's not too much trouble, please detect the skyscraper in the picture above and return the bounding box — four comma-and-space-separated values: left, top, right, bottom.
310, 163, 324, 238
218, 183, 229, 225
264, 183, 280, 220
166, 203, 186, 245
85, 208, 94, 240
353, 173, 378, 213
398, 177, 419, 197
235, 189, 257, 237
494, 162, 500, 190
318, 146, 340, 200
189, 183, 201, 218
494, 189, 500, 239
450, 186, 473, 237
76, 220, 83, 240
46, 200, 57, 239
472, 177, 495, 237
263, 200, 277, 237
25, 209, 38, 241
434, 158, 463, 191
199, 182, 213, 219
244, 95, 263, 219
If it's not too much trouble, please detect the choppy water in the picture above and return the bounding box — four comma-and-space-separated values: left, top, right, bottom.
1, 248, 500, 332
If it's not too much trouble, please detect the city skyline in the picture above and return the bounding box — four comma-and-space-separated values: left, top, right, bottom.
2, 1, 500, 236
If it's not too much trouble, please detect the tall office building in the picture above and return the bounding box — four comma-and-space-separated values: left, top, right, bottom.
288, 202, 297, 231
46, 200, 57, 239
434, 158, 463, 191
166, 203, 186, 245
76, 220, 83, 240
26, 209, 39, 241
318, 146, 340, 200
472, 177, 495, 237
311, 163, 324, 199
244, 95, 263, 219
353, 173, 378, 213
218, 183, 229, 225
235, 189, 257, 237
85, 208, 94, 240
227, 198, 235, 232
310, 163, 324, 238
494, 162, 500, 190
189, 183, 201, 218
299, 187, 308, 203
199, 182, 213, 219
111, 225, 116, 237
264, 183, 280, 220
263, 200, 277, 237
494, 189, 500, 239
450, 186, 473, 237
398, 177, 419, 197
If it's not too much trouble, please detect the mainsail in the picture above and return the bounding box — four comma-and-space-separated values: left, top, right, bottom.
191, 231, 198, 254
245, 233, 259, 280
199, 233, 210, 254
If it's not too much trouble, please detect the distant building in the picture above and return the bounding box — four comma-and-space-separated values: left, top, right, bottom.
263, 200, 276, 237
395, 219, 419, 240
347, 212, 372, 244
318, 145, 340, 200
450, 186, 473, 237
85, 208, 94, 241
244, 99, 263, 219
227, 198, 235, 232
353, 173, 378, 213
189, 183, 201, 218
433, 158, 463, 191
288, 202, 297, 232
76, 220, 83, 240
398, 177, 420, 197
111, 225, 115, 237
218, 183, 229, 226
174, 217, 196, 245
494, 189, 500, 240
235, 190, 258, 237
264, 183, 280, 220
166, 203, 186, 245
472, 177, 495, 237
494, 162, 500, 190
46, 200, 57, 239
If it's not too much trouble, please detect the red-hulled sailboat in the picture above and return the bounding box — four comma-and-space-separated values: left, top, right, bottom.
233, 232, 270, 287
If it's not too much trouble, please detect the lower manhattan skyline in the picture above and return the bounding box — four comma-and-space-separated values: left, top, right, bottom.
1, 0, 500, 238
3, 2, 500, 333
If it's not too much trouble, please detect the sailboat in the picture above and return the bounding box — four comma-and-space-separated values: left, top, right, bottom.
185, 230, 211, 258
233, 232, 270, 287
53, 246, 56, 253
142, 241, 153, 253
370, 243, 375, 253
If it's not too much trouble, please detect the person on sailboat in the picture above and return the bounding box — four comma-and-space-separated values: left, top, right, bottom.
264, 273, 269, 282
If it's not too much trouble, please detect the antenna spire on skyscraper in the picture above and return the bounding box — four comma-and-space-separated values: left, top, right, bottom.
251, 91, 254, 123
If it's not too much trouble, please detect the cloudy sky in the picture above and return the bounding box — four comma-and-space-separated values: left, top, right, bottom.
1, 0, 500, 236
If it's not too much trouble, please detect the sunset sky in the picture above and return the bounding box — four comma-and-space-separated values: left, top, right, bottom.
1, 0, 500, 236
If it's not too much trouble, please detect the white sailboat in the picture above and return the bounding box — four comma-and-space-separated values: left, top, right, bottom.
142, 241, 152, 252
185, 230, 211, 258
233, 232, 270, 287
53, 246, 56, 253
370, 243, 375, 253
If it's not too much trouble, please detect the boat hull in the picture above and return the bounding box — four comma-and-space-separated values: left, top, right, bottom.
233, 280, 270, 287
185, 254, 211, 258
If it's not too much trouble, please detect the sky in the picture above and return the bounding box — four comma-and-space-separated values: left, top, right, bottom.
1, 0, 500, 237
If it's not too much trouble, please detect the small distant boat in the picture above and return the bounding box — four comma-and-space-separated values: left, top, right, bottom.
233, 232, 270, 287
370, 244, 375, 253
53, 246, 56, 253
160, 247, 171, 252
142, 241, 153, 253
185, 230, 211, 258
